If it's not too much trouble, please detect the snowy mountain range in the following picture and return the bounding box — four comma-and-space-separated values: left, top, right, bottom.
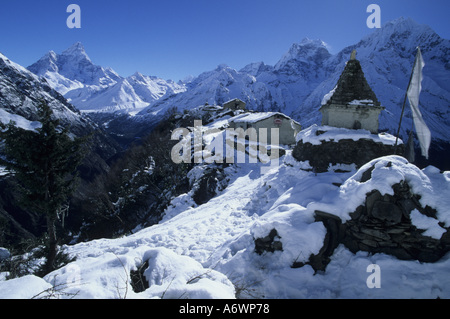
139, 18, 448, 147
28, 42, 186, 113
137, 38, 335, 120
26, 18, 449, 150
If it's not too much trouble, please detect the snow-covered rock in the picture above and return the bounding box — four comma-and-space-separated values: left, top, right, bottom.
0, 275, 53, 299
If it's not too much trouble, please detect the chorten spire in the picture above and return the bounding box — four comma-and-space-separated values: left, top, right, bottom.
319, 51, 384, 133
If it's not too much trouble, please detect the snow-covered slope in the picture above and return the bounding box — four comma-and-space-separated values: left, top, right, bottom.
1, 151, 449, 299
28, 43, 186, 112
1, 100, 449, 299
0, 51, 85, 130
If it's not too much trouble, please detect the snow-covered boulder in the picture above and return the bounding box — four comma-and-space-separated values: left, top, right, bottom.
0, 275, 53, 299
308, 156, 450, 269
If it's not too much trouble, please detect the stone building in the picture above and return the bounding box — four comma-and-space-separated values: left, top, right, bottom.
319, 50, 384, 134
223, 98, 246, 111
229, 112, 302, 145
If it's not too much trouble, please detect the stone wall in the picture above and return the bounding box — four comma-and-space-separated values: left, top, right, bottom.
293, 138, 405, 173
298, 176, 450, 272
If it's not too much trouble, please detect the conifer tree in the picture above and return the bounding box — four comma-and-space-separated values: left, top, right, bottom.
0, 102, 88, 275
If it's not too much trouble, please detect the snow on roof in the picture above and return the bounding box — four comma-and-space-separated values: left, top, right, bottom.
230, 112, 295, 124
321, 85, 337, 105
296, 124, 401, 145
349, 99, 375, 105
223, 98, 245, 104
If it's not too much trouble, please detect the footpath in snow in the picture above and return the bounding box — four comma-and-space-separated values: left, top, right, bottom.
1, 153, 449, 299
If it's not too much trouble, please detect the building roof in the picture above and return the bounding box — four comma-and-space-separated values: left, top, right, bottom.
230, 112, 300, 126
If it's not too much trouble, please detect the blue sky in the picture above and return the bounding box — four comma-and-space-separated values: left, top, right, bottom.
0, 0, 448, 81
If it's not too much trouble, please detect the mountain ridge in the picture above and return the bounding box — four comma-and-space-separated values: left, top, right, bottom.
24, 17, 450, 168
28, 43, 186, 112
136, 16, 449, 143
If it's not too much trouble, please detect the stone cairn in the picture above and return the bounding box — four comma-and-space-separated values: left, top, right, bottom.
305, 162, 449, 272
253, 160, 450, 272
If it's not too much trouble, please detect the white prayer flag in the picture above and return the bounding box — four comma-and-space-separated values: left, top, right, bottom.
407, 47, 431, 159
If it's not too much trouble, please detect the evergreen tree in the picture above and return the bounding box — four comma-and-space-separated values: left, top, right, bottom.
0, 102, 88, 275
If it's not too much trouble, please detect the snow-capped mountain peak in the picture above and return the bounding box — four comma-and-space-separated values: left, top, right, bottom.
275, 37, 331, 70
27, 43, 186, 112
60, 41, 90, 61
28, 42, 120, 92
379, 16, 435, 38
31, 50, 59, 75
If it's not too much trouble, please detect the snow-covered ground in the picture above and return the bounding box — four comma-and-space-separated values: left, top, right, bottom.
1, 151, 449, 299
0, 108, 42, 132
